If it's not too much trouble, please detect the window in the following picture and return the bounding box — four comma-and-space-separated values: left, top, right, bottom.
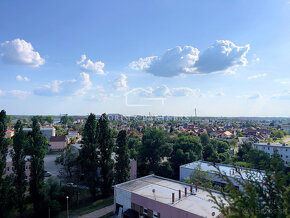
281, 155, 283, 158
286, 156, 288, 158
6, 167, 9, 171
268, 147, 270, 150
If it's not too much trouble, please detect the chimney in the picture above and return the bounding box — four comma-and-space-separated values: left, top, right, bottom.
185, 187, 187, 196
195, 183, 198, 192
172, 193, 174, 204
190, 185, 193, 194
179, 190, 181, 200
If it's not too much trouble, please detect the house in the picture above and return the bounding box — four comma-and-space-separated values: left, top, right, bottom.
4, 148, 31, 180
49, 136, 68, 152
5, 130, 14, 138
114, 174, 224, 217
221, 131, 232, 139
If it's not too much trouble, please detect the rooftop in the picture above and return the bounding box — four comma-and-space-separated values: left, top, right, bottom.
254, 142, 289, 148
115, 174, 222, 217
180, 160, 264, 180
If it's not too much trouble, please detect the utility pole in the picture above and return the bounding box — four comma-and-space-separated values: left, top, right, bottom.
66, 196, 69, 218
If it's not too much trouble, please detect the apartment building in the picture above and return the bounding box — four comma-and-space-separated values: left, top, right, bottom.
254, 143, 290, 167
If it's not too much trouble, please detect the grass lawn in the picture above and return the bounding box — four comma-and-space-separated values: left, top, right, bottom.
57, 195, 113, 217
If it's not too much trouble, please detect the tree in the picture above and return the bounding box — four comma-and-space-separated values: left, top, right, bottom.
60, 115, 69, 125
98, 114, 114, 196
29, 117, 47, 213
200, 132, 209, 146
12, 120, 27, 215
0, 110, 8, 183
0, 110, 14, 217
208, 154, 289, 218
138, 127, 172, 177
55, 145, 78, 179
170, 135, 202, 179
184, 163, 212, 188
115, 130, 130, 184
79, 113, 99, 198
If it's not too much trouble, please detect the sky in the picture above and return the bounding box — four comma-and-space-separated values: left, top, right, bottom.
0, 0, 289, 116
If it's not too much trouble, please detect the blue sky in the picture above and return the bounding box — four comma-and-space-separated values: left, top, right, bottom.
0, 0, 289, 116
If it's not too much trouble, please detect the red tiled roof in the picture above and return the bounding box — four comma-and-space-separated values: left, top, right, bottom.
50, 136, 66, 142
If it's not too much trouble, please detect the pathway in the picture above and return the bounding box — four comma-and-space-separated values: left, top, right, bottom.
79, 204, 114, 218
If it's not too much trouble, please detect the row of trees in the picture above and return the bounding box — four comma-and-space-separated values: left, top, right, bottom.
0, 110, 71, 217
61, 113, 131, 199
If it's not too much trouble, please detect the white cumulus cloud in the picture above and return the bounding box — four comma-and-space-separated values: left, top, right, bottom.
248, 73, 267, 80
0, 39, 45, 67
129, 40, 250, 77
77, 54, 105, 75
8, 90, 30, 99
113, 74, 128, 91
16, 75, 29, 81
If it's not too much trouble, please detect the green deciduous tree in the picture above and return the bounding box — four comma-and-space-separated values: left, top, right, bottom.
98, 114, 114, 196
79, 113, 99, 198
115, 130, 130, 184
170, 135, 202, 179
12, 120, 27, 215
29, 117, 47, 213
200, 132, 210, 146
138, 127, 172, 177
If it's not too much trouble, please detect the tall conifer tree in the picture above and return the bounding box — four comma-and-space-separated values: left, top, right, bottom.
12, 120, 27, 215
98, 114, 114, 196
79, 113, 99, 198
115, 130, 130, 184
29, 117, 47, 213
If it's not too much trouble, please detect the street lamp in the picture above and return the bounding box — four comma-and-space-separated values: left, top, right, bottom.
66, 196, 69, 218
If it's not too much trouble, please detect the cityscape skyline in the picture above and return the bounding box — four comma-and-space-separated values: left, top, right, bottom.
0, 0, 290, 116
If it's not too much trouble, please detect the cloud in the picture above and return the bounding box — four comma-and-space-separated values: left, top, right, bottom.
128, 85, 199, 98
248, 73, 267, 80
77, 54, 105, 75
16, 75, 29, 81
129, 56, 158, 71
8, 90, 30, 99
0, 39, 45, 67
130, 46, 199, 77
247, 93, 262, 100
34, 72, 102, 97
195, 40, 250, 74
171, 87, 200, 97
129, 40, 250, 77
272, 90, 290, 100
0, 90, 3, 96
74, 72, 92, 96
113, 74, 128, 91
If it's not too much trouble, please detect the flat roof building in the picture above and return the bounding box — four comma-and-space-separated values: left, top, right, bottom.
114, 174, 223, 218
180, 160, 264, 190
254, 143, 289, 167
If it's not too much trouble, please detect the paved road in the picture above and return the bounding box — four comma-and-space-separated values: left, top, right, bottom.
44, 153, 61, 177
79, 205, 113, 218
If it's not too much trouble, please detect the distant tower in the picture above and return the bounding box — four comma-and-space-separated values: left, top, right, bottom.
195, 108, 197, 117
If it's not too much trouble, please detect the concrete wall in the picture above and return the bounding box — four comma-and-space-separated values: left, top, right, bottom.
114, 187, 132, 213
131, 193, 202, 218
